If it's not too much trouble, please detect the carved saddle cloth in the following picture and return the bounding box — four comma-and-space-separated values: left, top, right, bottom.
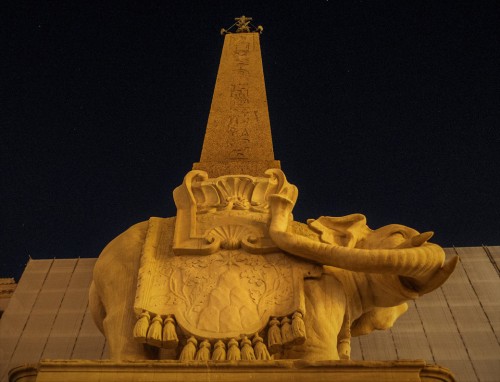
134, 217, 320, 342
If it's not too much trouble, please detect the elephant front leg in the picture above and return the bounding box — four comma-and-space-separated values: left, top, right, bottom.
337, 309, 351, 360
284, 274, 346, 361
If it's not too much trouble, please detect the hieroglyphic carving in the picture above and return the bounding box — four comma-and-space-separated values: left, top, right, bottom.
226, 34, 255, 160
230, 85, 249, 108
226, 113, 251, 159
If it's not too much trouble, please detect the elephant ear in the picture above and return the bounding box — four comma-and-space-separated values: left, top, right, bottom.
307, 214, 370, 248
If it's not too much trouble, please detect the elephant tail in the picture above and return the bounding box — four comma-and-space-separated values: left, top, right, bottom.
89, 281, 106, 335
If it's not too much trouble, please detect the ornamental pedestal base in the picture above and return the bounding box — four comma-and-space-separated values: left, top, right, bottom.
9, 359, 455, 382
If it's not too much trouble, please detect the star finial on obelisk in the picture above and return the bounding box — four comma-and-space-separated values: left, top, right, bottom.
193, 17, 279, 178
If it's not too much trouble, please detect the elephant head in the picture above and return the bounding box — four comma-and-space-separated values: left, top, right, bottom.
268, 192, 458, 295
308, 214, 437, 251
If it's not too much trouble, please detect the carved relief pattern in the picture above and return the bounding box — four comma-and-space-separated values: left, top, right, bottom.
191, 171, 286, 215
144, 248, 301, 338
208, 225, 255, 249
193, 176, 258, 213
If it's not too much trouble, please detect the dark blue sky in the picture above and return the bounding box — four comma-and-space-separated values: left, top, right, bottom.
2, 1, 500, 280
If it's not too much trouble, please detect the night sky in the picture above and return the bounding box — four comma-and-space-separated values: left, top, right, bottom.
2, 2, 499, 281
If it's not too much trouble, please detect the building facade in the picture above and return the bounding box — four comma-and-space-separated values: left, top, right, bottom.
1, 246, 499, 381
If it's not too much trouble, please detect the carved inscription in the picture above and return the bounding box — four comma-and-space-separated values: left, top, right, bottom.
226, 35, 258, 160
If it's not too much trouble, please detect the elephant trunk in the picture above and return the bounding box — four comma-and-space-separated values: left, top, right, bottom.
268, 195, 455, 288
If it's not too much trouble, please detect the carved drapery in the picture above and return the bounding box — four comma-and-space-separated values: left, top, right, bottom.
134, 170, 321, 350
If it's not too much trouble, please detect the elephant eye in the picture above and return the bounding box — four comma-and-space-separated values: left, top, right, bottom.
391, 231, 406, 238
388, 231, 406, 247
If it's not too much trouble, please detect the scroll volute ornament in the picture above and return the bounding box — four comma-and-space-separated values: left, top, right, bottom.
173, 170, 218, 255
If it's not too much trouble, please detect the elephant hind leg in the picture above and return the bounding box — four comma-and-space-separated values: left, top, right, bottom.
103, 306, 150, 361
337, 309, 351, 360
89, 281, 105, 334
90, 274, 148, 360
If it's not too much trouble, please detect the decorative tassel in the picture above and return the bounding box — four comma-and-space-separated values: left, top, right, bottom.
280, 316, 294, 347
212, 340, 226, 360
146, 314, 163, 347
179, 336, 198, 361
252, 333, 271, 360
133, 311, 150, 343
267, 317, 282, 354
162, 315, 179, 349
240, 335, 256, 360
291, 311, 306, 345
195, 339, 211, 360
226, 338, 241, 360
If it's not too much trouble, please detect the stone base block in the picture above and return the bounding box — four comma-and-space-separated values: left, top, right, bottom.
9, 360, 455, 382
192, 160, 281, 178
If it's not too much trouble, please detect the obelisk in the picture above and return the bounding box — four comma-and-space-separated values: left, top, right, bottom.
192, 21, 280, 177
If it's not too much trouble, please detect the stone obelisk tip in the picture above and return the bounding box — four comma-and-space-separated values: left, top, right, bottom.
193, 26, 280, 178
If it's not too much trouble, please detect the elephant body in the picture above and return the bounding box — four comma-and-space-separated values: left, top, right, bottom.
90, 217, 436, 361
90, 170, 456, 361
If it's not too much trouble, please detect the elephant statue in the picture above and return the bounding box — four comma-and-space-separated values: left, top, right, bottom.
89, 169, 457, 361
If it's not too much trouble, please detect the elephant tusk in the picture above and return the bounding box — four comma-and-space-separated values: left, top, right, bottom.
411, 231, 434, 247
